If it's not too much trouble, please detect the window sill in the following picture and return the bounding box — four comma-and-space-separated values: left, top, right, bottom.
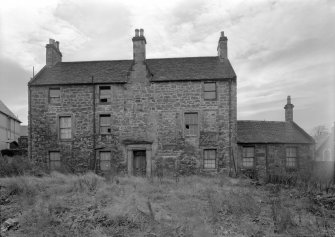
59, 139, 73, 142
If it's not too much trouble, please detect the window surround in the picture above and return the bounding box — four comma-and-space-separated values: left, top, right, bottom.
99, 150, 112, 171
49, 151, 61, 170
203, 149, 217, 169
99, 86, 111, 103
203, 82, 217, 100
286, 147, 298, 169
57, 114, 74, 141
99, 114, 111, 134
242, 146, 255, 169
184, 112, 199, 137
49, 88, 61, 104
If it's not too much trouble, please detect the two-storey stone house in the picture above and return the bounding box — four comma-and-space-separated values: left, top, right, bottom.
28, 30, 237, 176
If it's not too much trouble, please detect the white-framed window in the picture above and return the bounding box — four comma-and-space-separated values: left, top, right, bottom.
49, 151, 61, 170
49, 88, 60, 104
185, 112, 198, 136
59, 116, 72, 140
286, 147, 297, 168
242, 147, 254, 168
100, 114, 111, 134
204, 149, 216, 169
99, 86, 111, 103
323, 149, 331, 161
204, 82, 216, 100
100, 151, 111, 171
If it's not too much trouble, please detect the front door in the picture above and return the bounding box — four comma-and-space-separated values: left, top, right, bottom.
133, 150, 146, 176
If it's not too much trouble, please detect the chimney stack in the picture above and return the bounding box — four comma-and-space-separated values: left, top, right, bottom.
284, 95, 294, 122
132, 28, 146, 63
46, 39, 62, 67
217, 31, 228, 61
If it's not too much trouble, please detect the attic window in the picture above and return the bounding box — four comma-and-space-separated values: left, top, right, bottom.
99, 86, 111, 103
49, 88, 60, 104
204, 82, 216, 100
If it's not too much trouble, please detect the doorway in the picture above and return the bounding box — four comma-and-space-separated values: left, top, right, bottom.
133, 150, 146, 176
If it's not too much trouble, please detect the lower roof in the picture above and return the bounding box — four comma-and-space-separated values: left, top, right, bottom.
237, 120, 314, 144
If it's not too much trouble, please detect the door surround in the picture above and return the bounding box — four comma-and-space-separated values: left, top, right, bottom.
126, 144, 152, 177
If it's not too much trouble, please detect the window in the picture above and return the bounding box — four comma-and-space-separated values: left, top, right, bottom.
185, 113, 198, 136
59, 116, 72, 139
49, 151, 61, 170
204, 82, 216, 100
99, 86, 111, 103
100, 151, 111, 171
100, 114, 111, 134
242, 147, 254, 168
286, 147, 297, 168
204, 149, 216, 169
323, 149, 331, 161
49, 88, 60, 104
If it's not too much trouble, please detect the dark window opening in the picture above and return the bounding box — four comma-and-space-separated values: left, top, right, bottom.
99, 86, 111, 103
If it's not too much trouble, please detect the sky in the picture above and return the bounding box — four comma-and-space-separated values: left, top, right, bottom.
0, 0, 334, 133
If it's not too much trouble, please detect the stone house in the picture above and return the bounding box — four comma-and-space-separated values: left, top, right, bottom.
28, 30, 237, 175
0, 100, 21, 150
236, 96, 315, 181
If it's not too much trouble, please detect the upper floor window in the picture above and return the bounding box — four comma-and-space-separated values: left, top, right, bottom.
100, 114, 111, 134
204, 149, 216, 169
99, 86, 111, 103
49, 88, 60, 104
59, 116, 72, 140
49, 151, 61, 170
323, 149, 331, 161
286, 147, 297, 168
100, 151, 111, 171
185, 112, 198, 136
204, 82, 216, 100
242, 147, 254, 168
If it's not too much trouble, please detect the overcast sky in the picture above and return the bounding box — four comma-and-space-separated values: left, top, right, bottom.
0, 0, 334, 133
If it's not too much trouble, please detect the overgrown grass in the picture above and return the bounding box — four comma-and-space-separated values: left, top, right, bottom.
1, 173, 335, 236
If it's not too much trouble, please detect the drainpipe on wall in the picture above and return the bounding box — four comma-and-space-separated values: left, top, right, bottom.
28, 84, 32, 161
92, 76, 97, 173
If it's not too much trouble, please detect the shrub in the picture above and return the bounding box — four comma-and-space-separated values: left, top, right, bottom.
0, 155, 39, 177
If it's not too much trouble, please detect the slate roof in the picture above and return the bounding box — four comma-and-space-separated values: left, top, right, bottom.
237, 120, 314, 144
0, 100, 21, 123
29, 57, 236, 85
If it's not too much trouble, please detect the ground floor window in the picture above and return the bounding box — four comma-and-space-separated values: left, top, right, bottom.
286, 147, 297, 168
204, 149, 216, 169
242, 147, 254, 168
100, 151, 111, 171
49, 151, 61, 170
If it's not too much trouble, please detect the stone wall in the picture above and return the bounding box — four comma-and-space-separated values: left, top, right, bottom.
237, 143, 314, 181
29, 78, 236, 174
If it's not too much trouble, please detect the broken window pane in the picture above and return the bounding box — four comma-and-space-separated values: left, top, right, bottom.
99, 86, 111, 103
100, 114, 111, 134
185, 113, 198, 136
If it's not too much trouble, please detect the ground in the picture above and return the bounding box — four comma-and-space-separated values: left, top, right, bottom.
0, 173, 334, 237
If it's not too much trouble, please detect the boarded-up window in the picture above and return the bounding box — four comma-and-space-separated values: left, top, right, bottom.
100, 114, 111, 134
59, 116, 72, 139
242, 147, 254, 168
204, 149, 216, 169
49, 88, 60, 104
204, 82, 216, 100
49, 151, 61, 170
99, 86, 111, 103
286, 147, 297, 168
100, 151, 111, 171
185, 113, 198, 136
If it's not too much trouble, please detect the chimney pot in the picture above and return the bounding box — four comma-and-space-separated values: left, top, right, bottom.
217, 31, 228, 61
284, 95, 294, 122
46, 38, 62, 67
140, 29, 144, 36
56, 41, 59, 49
135, 29, 139, 37
221, 31, 225, 37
